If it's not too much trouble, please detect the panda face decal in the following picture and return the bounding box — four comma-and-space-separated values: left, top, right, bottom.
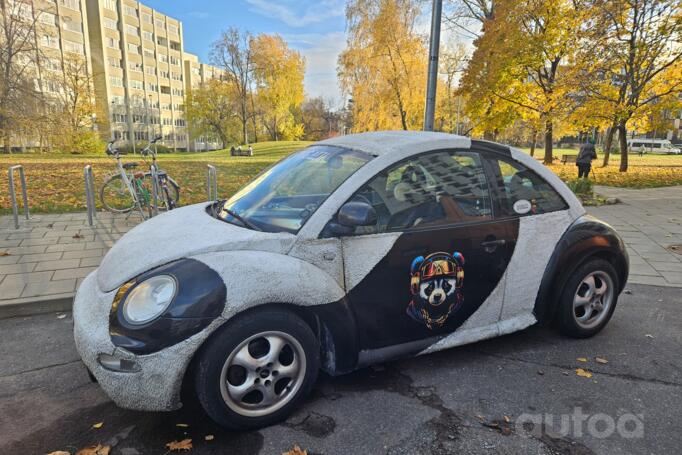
407, 252, 465, 330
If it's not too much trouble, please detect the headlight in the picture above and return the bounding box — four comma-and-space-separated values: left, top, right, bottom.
122, 275, 177, 325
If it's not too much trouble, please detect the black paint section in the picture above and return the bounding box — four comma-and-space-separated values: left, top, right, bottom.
309, 299, 360, 375
471, 139, 512, 156
533, 215, 629, 323
110, 258, 227, 354
345, 218, 519, 351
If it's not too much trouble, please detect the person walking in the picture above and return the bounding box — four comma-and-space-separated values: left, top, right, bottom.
230, 145, 236, 156
248, 145, 253, 156
576, 137, 597, 178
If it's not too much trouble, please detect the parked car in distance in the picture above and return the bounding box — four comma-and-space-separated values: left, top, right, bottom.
73, 131, 629, 430
627, 138, 681, 154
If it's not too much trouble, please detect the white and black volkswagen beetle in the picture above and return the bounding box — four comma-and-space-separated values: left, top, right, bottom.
74, 131, 629, 429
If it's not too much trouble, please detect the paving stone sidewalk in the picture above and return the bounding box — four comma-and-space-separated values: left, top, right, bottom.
0, 211, 140, 317
1, 185, 681, 317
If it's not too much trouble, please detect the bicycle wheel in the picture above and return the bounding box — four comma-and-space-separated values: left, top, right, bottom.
142, 173, 180, 207
100, 174, 136, 213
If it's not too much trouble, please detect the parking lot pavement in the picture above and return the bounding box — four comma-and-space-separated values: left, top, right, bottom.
0, 283, 680, 455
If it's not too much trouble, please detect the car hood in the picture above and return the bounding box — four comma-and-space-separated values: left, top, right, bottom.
96, 203, 296, 292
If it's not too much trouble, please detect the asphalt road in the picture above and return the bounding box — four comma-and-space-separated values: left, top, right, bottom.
1, 283, 680, 455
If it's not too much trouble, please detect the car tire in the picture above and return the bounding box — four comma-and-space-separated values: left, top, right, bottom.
193, 307, 319, 430
555, 259, 620, 338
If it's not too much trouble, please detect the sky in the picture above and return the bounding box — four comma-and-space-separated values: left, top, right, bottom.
142, 0, 348, 106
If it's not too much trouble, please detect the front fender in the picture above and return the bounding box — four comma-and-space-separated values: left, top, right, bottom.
192, 250, 346, 318
534, 215, 629, 323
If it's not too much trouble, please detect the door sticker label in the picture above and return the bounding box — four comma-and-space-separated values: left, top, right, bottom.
406, 251, 465, 330
513, 199, 532, 215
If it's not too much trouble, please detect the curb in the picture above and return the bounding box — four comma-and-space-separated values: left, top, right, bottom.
0, 293, 74, 320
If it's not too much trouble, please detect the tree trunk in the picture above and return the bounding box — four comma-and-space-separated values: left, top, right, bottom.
3, 131, 10, 154
543, 120, 553, 165
602, 123, 616, 167
618, 122, 628, 172
241, 101, 249, 145
529, 128, 537, 157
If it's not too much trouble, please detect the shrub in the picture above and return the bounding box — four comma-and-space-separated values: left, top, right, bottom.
566, 178, 594, 196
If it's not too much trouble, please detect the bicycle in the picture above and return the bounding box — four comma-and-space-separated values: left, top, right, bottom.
100, 137, 180, 217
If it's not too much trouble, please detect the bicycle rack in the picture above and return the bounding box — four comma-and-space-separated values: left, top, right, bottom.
150, 163, 160, 217
83, 165, 97, 226
207, 165, 218, 201
8, 165, 30, 229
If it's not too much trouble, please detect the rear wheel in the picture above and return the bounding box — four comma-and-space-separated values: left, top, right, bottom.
555, 259, 620, 338
193, 308, 319, 430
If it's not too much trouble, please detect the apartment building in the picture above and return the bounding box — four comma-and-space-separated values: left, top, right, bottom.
7, 0, 93, 149
85, 0, 191, 150
183, 52, 223, 151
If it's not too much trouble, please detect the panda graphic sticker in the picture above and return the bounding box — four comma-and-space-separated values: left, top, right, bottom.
406, 251, 465, 330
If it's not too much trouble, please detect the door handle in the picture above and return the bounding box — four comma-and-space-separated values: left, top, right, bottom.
481, 239, 506, 253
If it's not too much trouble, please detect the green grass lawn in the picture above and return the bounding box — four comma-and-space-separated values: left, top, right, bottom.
518, 147, 682, 166
0, 141, 311, 215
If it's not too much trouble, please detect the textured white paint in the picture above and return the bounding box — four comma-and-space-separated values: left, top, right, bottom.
97, 203, 295, 292
193, 250, 346, 319
73, 271, 222, 411
288, 238, 345, 288
500, 211, 575, 321
341, 232, 401, 290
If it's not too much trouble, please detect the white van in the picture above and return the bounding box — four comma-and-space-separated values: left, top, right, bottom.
627, 139, 681, 155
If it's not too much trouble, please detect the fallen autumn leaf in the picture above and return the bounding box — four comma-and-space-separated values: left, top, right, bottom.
575, 368, 593, 378
595, 357, 609, 364
166, 439, 193, 451
282, 445, 308, 455
76, 444, 110, 455
576, 357, 588, 362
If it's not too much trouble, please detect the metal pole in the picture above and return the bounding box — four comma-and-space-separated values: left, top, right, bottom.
8, 165, 30, 229
84, 165, 96, 226
207, 164, 217, 201
423, 0, 443, 132
150, 163, 159, 216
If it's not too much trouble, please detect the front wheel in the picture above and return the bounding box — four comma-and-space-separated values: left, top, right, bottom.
193, 308, 319, 430
555, 259, 620, 338
100, 174, 136, 213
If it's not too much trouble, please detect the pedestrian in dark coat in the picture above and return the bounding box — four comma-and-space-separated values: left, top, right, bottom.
230, 145, 236, 156
576, 138, 597, 178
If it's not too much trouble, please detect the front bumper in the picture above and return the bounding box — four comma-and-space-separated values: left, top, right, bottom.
73, 271, 221, 411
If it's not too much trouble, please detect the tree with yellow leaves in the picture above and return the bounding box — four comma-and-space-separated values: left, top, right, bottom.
185, 78, 242, 149
338, 0, 428, 132
251, 34, 306, 141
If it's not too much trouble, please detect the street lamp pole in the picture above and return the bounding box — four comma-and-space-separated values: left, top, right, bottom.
423, 0, 443, 132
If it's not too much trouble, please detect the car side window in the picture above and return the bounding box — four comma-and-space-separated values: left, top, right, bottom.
490, 158, 568, 216
336, 151, 492, 236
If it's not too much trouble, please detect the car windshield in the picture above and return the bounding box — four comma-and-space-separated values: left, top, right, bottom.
217, 145, 373, 233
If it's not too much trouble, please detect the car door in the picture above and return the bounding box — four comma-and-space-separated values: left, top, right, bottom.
328, 149, 518, 354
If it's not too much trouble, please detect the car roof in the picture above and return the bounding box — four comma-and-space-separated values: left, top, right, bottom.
317, 131, 472, 156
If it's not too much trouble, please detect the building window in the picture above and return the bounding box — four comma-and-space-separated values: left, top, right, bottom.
129, 62, 142, 72
62, 18, 82, 33
162, 117, 172, 126
42, 35, 60, 49
127, 43, 140, 54
104, 18, 117, 30
108, 57, 122, 68
155, 18, 165, 29
170, 56, 180, 66
113, 113, 127, 123
39, 12, 57, 26
159, 54, 168, 63
160, 86, 171, 95
174, 119, 185, 127
172, 88, 183, 96
168, 24, 178, 35
171, 72, 182, 81
104, 0, 116, 10
130, 80, 144, 90
159, 70, 169, 78
142, 30, 153, 41
143, 47, 155, 58
144, 66, 155, 75
59, 0, 80, 11
126, 24, 139, 37
124, 5, 137, 17
44, 58, 62, 71
147, 83, 158, 91
107, 37, 119, 49
110, 76, 123, 88
64, 40, 84, 54
142, 12, 153, 24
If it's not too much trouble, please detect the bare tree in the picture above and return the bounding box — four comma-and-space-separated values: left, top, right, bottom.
210, 28, 254, 145
0, 0, 43, 153
443, 0, 495, 38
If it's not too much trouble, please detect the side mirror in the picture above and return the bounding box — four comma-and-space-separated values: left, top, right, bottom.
338, 201, 377, 227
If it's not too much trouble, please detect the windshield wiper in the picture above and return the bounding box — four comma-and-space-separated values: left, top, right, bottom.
222, 206, 262, 231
